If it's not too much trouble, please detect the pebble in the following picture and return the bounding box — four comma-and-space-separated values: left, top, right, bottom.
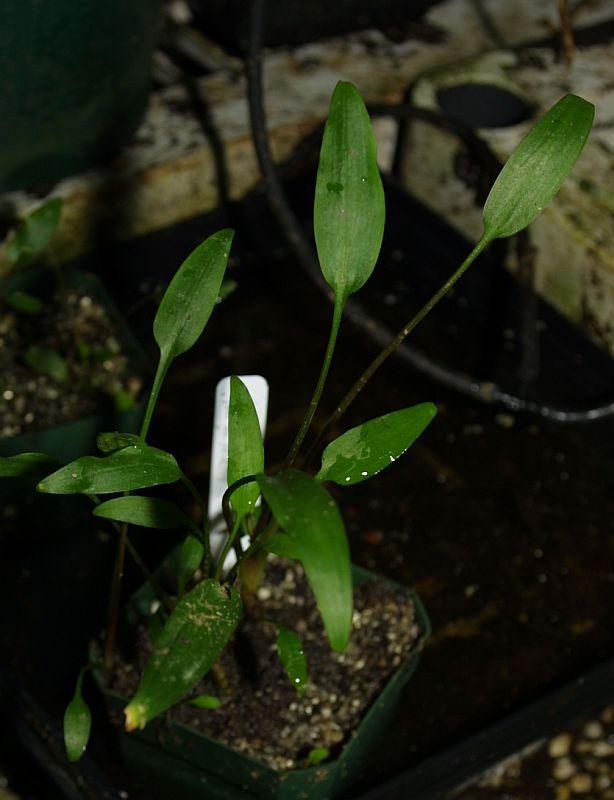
583, 720, 604, 739
553, 757, 577, 781
549, 733, 572, 758
568, 773, 592, 794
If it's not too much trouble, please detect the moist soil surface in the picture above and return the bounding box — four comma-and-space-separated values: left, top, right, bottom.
111, 559, 420, 770
0, 280, 141, 439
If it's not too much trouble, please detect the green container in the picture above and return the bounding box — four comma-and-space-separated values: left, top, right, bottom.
0, 1, 160, 192
0, 268, 146, 463
101, 566, 430, 800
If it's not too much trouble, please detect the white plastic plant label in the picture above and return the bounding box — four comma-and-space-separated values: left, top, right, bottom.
208, 375, 268, 564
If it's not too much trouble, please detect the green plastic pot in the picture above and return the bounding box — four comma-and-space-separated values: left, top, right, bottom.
100, 565, 430, 800
0, 268, 146, 462
0, 0, 160, 192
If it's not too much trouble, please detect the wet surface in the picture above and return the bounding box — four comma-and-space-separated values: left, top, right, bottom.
0, 181, 612, 797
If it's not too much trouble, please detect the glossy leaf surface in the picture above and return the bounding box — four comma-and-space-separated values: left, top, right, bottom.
0, 452, 58, 480
6, 198, 62, 266
316, 402, 436, 486
258, 470, 352, 652
227, 376, 264, 523
96, 431, 141, 454
314, 81, 385, 302
124, 579, 241, 729
93, 495, 192, 529
187, 694, 221, 709
277, 626, 308, 694
174, 532, 206, 594
38, 445, 181, 495
63, 672, 91, 762
483, 94, 594, 239
153, 229, 234, 364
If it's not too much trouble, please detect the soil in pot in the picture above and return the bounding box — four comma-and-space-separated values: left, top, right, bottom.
110, 558, 421, 770
0, 280, 142, 440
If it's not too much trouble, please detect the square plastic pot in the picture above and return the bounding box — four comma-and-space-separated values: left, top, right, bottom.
99, 565, 430, 800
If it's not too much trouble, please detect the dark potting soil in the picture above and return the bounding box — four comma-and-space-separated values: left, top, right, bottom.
110, 559, 420, 770
0, 284, 142, 438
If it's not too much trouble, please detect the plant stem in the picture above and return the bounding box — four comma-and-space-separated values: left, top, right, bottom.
284, 296, 344, 469
214, 518, 241, 581
139, 356, 169, 441
124, 535, 173, 611
104, 522, 128, 673
302, 236, 491, 467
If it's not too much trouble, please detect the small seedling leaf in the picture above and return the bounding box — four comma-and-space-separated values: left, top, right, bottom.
38, 445, 181, 495
277, 626, 308, 694
227, 376, 264, 524
187, 694, 221, 709
93, 495, 193, 529
96, 431, 141, 454
174, 532, 205, 595
483, 94, 594, 240
307, 747, 330, 766
314, 81, 385, 303
257, 470, 352, 652
6, 198, 62, 267
0, 452, 58, 480
24, 345, 69, 382
316, 402, 436, 486
63, 671, 91, 762
153, 229, 234, 364
124, 579, 242, 729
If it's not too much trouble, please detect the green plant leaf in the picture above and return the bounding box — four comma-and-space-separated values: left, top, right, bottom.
217, 279, 238, 303
63, 671, 91, 762
5, 290, 43, 314
483, 94, 594, 240
187, 694, 221, 709
38, 445, 181, 495
314, 81, 385, 303
307, 746, 330, 766
227, 376, 264, 524
96, 431, 141, 454
113, 389, 136, 412
276, 625, 308, 694
93, 495, 193, 529
153, 229, 234, 364
0, 452, 58, 480
24, 345, 69, 382
316, 402, 437, 486
6, 198, 63, 267
124, 579, 242, 730
258, 470, 352, 652
174, 532, 205, 595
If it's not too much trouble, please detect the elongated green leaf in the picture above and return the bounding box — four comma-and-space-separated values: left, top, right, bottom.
38, 445, 181, 495
63, 671, 91, 762
6, 198, 62, 267
96, 431, 141, 454
187, 694, 221, 709
93, 495, 192, 529
277, 626, 308, 694
307, 747, 330, 766
316, 402, 436, 486
314, 81, 385, 303
0, 452, 58, 480
258, 470, 352, 652
174, 532, 205, 594
153, 229, 234, 364
24, 345, 69, 382
227, 376, 264, 523
124, 579, 242, 729
483, 94, 594, 240
6, 290, 43, 314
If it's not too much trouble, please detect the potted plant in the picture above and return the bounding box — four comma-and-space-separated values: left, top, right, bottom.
1, 83, 593, 799
0, 199, 145, 465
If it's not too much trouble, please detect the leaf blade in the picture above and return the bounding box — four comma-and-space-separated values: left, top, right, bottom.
483, 94, 594, 239
227, 376, 264, 523
93, 495, 193, 529
6, 198, 62, 267
277, 626, 308, 694
37, 445, 181, 495
96, 431, 141, 454
0, 452, 58, 480
314, 81, 385, 302
63, 671, 91, 762
124, 579, 242, 729
153, 229, 234, 363
258, 470, 352, 652
316, 402, 437, 486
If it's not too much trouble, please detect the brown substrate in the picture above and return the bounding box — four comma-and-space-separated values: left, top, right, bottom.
111, 559, 420, 770
0, 284, 141, 438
